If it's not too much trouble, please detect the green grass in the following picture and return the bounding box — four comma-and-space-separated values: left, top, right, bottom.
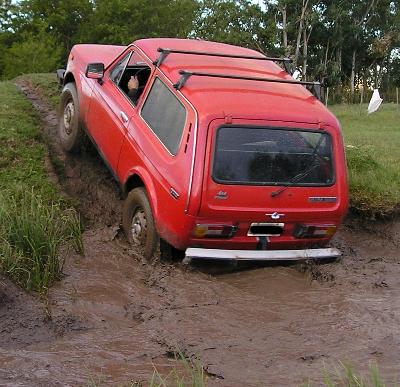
0, 80, 83, 292
330, 103, 400, 217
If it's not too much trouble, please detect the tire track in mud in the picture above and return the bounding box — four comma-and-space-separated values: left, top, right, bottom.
2, 79, 400, 386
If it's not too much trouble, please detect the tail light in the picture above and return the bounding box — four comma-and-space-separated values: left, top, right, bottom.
193, 224, 237, 238
293, 224, 336, 239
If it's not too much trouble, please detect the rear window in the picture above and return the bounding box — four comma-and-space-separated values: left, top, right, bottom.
213, 126, 334, 186
141, 78, 186, 155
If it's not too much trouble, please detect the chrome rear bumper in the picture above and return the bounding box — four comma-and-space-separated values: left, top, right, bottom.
183, 247, 341, 264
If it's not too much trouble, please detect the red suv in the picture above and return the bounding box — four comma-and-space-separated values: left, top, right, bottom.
58, 38, 348, 263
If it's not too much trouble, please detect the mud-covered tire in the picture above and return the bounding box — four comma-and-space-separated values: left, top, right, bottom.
160, 239, 185, 262
122, 188, 158, 260
59, 83, 83, 152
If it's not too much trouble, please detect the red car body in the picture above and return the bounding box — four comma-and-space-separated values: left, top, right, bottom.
59, 38, 349, 262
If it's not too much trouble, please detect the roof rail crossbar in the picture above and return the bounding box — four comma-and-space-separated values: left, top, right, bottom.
173, 70, 323, 100
153, 47, 292, 70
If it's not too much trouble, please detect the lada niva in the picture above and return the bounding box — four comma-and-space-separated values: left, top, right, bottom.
57, 38, 349, 263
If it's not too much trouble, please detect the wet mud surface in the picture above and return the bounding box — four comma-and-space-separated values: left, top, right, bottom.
1, 80, 399, 386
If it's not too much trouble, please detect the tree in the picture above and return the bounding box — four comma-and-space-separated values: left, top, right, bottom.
79, 0, 198, 45
2, 27, 62, 79
265, 0, 319, 78
18, 0, 93, 54
193, 0, 276, 53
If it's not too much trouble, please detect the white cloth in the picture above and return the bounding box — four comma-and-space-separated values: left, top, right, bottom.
368, 89, 383, 114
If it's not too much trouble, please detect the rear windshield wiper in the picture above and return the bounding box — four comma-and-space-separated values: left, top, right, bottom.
270, 158, 321, 197
271, 136, 325, 198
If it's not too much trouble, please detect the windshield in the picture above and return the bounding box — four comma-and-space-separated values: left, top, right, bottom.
213, 126, 334, 186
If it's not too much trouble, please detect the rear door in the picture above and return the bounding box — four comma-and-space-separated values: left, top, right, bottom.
199, 118, 339, 226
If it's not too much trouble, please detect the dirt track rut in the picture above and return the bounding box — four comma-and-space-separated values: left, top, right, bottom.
0, 80, 399, 386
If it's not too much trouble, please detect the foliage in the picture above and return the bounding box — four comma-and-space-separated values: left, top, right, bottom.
192, 0, 276, 52
2, 27, 63, 79
19, 0, 93, 54
79, 0, 198, 46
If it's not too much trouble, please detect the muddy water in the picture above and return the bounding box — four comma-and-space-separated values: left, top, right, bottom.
1, 80, 399, 386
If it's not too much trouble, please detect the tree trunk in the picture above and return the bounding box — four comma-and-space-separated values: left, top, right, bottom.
281, 4, 289, 56
302, 27, 308, 80
336, 45, 342, 74
323, 40, 330, 75
350, 49, 356, 95
293, 0, 309, 69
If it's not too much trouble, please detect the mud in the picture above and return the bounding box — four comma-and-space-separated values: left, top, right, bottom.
1, 80, 399, 386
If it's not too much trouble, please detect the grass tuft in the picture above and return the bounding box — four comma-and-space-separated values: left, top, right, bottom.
0, 189, 83, 292
149, 352, 206, 387
319, 361, 388, 387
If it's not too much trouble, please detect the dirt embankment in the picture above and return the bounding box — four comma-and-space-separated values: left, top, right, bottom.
1, 80, 399, 386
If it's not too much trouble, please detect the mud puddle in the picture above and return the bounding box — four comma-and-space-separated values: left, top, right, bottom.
1, 79, 399, 386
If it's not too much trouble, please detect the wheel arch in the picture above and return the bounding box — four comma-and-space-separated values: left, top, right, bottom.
63, 71, 76, 86
123, 168, 159, 222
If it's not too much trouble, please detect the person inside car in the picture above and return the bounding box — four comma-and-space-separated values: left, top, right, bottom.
127, 75, 140, 104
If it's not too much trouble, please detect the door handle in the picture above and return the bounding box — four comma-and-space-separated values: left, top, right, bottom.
120, 111, 129, 123
169, 188, 180, 199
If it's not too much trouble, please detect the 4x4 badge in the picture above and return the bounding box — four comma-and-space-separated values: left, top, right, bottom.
266, 212, 285, 220
215, 191, 228, 200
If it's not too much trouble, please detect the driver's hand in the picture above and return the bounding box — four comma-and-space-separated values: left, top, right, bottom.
128, 76, 139, 90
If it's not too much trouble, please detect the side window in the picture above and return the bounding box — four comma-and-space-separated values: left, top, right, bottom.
110, 50, 152, 106
141, 78, 187, 155
110, 52, 131, 84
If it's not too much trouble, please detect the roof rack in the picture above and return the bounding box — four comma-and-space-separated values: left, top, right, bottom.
153, 47, 292, 72
173, 70, 323, 100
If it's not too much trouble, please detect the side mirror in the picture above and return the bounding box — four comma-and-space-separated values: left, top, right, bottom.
85, 63, 104, 81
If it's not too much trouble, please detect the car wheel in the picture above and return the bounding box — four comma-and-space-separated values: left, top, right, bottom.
122, 187, 158, 260
59, 82, 83, 152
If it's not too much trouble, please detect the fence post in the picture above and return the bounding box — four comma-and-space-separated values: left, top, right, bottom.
359, 87, 364, 115
397, 87, 399, 111
325, 87, 329, 107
